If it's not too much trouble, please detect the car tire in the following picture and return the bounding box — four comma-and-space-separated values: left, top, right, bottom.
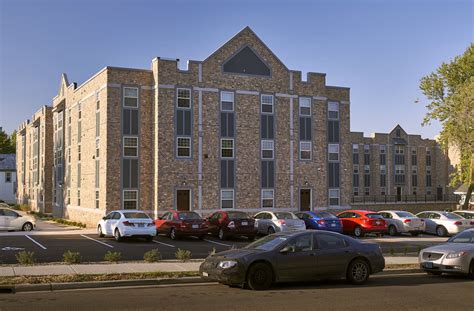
267, 227, 276, 235
388, 225, 397, 236
170, 228, 178, 240
426, 271, 442, 276
218, 228, 227, 241
114, 229, 123, 242
97, 225, 104, 237
436, 226, 448, 237
246, 262, 273, 290
468, 260, 474, 279
22, 222, 33, 232
347, 259, 370, 285
354, 226, 364, 238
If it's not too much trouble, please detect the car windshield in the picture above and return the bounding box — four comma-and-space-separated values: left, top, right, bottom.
123, 212, 150, 219
178, 212, 201, 220
441, 212, 463, 220
314, 212, 336, 219
366, 213, 383, 219
274, 212, 297, 220
227, 211, 249, 220
244, 235, 289, 251
448, 231, 474, 243
395, 211, 416, 218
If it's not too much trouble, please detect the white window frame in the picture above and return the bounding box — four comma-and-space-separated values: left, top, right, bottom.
329, 189, 340, 206
123, 136, 138, 157
395, 145, 404, 154
176, 137, 191, 158
123, 190, 138, 209
395, 165, 405, 175
220, 91, 234, 112
221, 189, 234, 209
300, 141, 312, 160
123, 87, 139, 108
221, 138, 234, 159
380, 165, 386, 175
328, 144, 340, 162
261, 189, 274, 209
328, 101, 339, 120
299, 97, 311, 116
352, 144, 359, 153
261, 140, 274, 160
353, 164, 359, 174
261, 94, 274, 114
177, 88, 191, 109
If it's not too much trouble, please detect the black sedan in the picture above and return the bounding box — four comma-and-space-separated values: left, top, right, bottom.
200, 230, 385, 290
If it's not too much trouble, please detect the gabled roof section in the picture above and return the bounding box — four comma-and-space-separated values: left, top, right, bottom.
58, 73, 70, 97
390, 124, 407, 137
223, 45, 271, 76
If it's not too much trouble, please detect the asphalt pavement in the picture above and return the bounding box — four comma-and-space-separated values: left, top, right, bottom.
1, 273, 473, 310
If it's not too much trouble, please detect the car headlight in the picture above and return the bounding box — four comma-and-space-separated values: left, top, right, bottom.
218, 260, 238, 269
446, 251, 466, 259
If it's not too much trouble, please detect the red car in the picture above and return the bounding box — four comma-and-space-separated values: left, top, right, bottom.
155, 210, 208, 240
336, 210, 388, 237
206, 211, 258, 240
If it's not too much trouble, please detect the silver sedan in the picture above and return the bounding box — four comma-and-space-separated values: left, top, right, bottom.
419, 228, 474, 277
254, 211, 306, 235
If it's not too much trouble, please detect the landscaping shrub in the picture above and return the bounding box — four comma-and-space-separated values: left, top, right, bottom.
104, 251, 122, 263
175, 249, 192, 262
15, 251, 36, 265
62, 250, 82, 264
143, 249, 162, 263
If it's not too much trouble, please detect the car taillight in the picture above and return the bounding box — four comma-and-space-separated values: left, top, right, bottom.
227, 221, 235, 229
278, 219, 286, 225
471, 222, 474, 225
317, 220, 326, 225
454, 221, 462, 225
404, 219, 412, 223
122, 221, 133, 227
180, 223, 187, 228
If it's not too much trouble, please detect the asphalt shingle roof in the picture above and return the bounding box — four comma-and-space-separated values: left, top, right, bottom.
0, 154, 16, 171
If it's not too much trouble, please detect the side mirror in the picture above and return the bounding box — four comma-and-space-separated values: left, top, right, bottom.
280, 245, 295, 254
102, 217, 106, 220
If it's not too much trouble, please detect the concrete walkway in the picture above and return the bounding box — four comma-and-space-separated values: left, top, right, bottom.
0, 257, 418, 277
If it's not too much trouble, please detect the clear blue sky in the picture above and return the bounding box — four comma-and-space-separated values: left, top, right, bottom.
1, 0, 472, 138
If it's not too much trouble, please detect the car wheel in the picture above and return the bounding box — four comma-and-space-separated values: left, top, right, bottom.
426, 271, 442, 276
218, 228, 227, 240
347, 259, 370, 285
97, 225, 104, 237
354, 226, 364, 238
468, 260, 474, 279
388, 225, 397, 236
267, 227, 276, 235
246, 262, 273, 290
436, 226, 448, 237
170, 228, 178, 240
22, 222, 33, 232
114, 229, 123, 242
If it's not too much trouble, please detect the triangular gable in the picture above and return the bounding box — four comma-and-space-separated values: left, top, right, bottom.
58, 73, 69, 97
223, 45, 271, 76
390, 124, 407, 138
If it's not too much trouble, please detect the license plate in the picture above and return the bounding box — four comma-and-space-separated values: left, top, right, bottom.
138, 224, 144, 228
376, 221, 380, 225
242, 221, 248, 226
424, 262, 433, 269
331, 223, 336, 227
202, 272, 208, 277
192, 224, 199, 229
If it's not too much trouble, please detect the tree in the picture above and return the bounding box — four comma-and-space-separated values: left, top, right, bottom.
0, 127, 16, 154
419, 44, 474, 209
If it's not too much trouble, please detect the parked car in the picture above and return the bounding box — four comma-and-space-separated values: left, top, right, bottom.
155, 210, 208, 240
97, 210, 156, 242
294, 211, 343, 233
206, 211, 257, 241
379, 210, 425, 236
254, 211, 306, 235
0, 207, 36, 231
452, 210, 474, 220
200, 230, 385, 290
415, 211, 474, 237
419, 228, 474, 277
336, 210, 387, 237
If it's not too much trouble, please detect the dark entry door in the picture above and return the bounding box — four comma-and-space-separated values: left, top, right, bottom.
300, 189, 311, 211
396, 187, 402, 201
437, 187, 443, 201
176, 190, 190, 211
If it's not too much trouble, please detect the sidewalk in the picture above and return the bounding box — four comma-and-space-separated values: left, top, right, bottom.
0, 257, 418, 277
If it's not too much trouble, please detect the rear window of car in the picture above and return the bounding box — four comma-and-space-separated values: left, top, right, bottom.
314, 212, 336, 219
123, 212, 150, 219
395, 211, 416, 218
178, 212, 201, 220
441, 212, 463, 220
365, 213, 383, 219
274, 212, 297, 220
226, 212, 249, 220
448, 230, 474, 243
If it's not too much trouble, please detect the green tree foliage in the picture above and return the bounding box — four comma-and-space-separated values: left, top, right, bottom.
0, 128, 16, 154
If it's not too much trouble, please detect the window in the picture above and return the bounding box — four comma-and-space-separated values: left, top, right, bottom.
353, 144, 359, 164
353, 173, 359, 187
122, 158, 138, 188
317, 234, 346, 249
177, 88, 191, 108
123, 109, 139, 135
261, 94, 274, 114
67, 189, 70, 205
380, 165, 386, 175
5, 172, 12, 183
426, 173, 432, 187
299, 97, 311, 116
328, 119, 340, 143
364, 145, 370, 165
95, 191, 99, 209
329, 163, 340, 187
353, 165, 359, 174
426, 149, 432, 166
380, 174, 386, 187
328, 144, 339, 161
381, 187, 386, 195
412, 149, 417, 165
380, 145, 386, 165
395, 165, 405, 175
353, 187, 359, 196
261, 161, 275, 188
328, 101, 339, 120
95, 104, 100, 137
123, 190, 138, 209
395, 145, 404, 154
364, 165, 370, 174
262, 189, 274, 208
300, 141, 311, 160
221, 91, 234, 111
123, 137, 138, 157
77, 144, 81, 161
287, 234, 313, 252
95, 160, 100, 188
124, 87, 138, 107
412, 175, 418, 187
221, 160, 235, 188
77, 189, 81, 206
364, 174, 370, 187
364, 187, 370, 196
396, 128, 401, 137
329, 189, 340, 206
177, 137, 191, 158
221, 139, 234, 158
221, 190, 234, 209
261, 140, 274, 159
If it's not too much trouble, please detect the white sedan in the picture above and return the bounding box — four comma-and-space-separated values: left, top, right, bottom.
416, 211, 474, 237
379, 210, 425, 236
0, 207, 36, 231
97, 210, 156, 242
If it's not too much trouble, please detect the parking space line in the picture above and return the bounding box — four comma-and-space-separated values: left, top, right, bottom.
25, 235, 47, 250
80, 234, 114, 248
203, 239, 231, 247
152, 240, 176, 248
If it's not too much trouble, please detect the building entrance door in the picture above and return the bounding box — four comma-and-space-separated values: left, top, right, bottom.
300, 189, 311, 211
436, 187, 443, 201
176, 190, 190, 211
396, 187, 402, 202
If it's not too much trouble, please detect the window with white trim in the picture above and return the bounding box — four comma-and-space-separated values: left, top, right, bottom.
221, 91, 234, 111
123, 190, 138, 209
328, 144, 339, 161
328, 101, 339, 120
123, 137, 138, 157
177, 88, 191, 108
261, 140, 274, 159
300, 141, 312, 160
177, 137, 191, 158
221, 189, 234, 209
353, 164, 359, 174
395, 165, 405, 175
261, 94, 274, 114
329, 189, 340, 206
261, 189, 274, 208
395, 145, 404, 154
299, 97, 311, 116
124, 87, 139, 108
221, 139, 234, 158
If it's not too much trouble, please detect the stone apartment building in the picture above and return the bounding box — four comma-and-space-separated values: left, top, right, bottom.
16, 27, 452, 226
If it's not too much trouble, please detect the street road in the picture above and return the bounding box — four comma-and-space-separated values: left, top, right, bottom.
0, 274, 473, 310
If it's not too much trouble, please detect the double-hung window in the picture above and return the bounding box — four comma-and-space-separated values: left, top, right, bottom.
300, 141, 312, 160
261, 94, 273, 114
299, 97, 312, 160
123, 190, 138, 209
329, 189, 340, 206
261, 140, 274, 159
299, 97, 311, 116
124, 87, 139, 108
221, 190, 234, 209
261, 189, 274, 208
221, 92, 234, 111
328, 102, 339, 120
328, 144, 339, 162
123, 137, 138, 157
221, 139, 234, 158
176, 88, 192, 158
177, 88, 191, 108
177, 137, 191, 157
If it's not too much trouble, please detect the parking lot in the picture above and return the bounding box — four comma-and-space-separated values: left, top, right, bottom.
0, 229, 448, 264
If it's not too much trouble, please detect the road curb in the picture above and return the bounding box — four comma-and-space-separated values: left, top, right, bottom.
380, 268, 423, 275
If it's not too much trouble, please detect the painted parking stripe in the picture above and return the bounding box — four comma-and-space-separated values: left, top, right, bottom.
152, 240, 176, 248
25, 235, 47, 250
80, 234, 114, 248
203, 239, 231, 247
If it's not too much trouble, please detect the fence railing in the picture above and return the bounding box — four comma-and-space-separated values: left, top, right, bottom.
352, 194, 460, 204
